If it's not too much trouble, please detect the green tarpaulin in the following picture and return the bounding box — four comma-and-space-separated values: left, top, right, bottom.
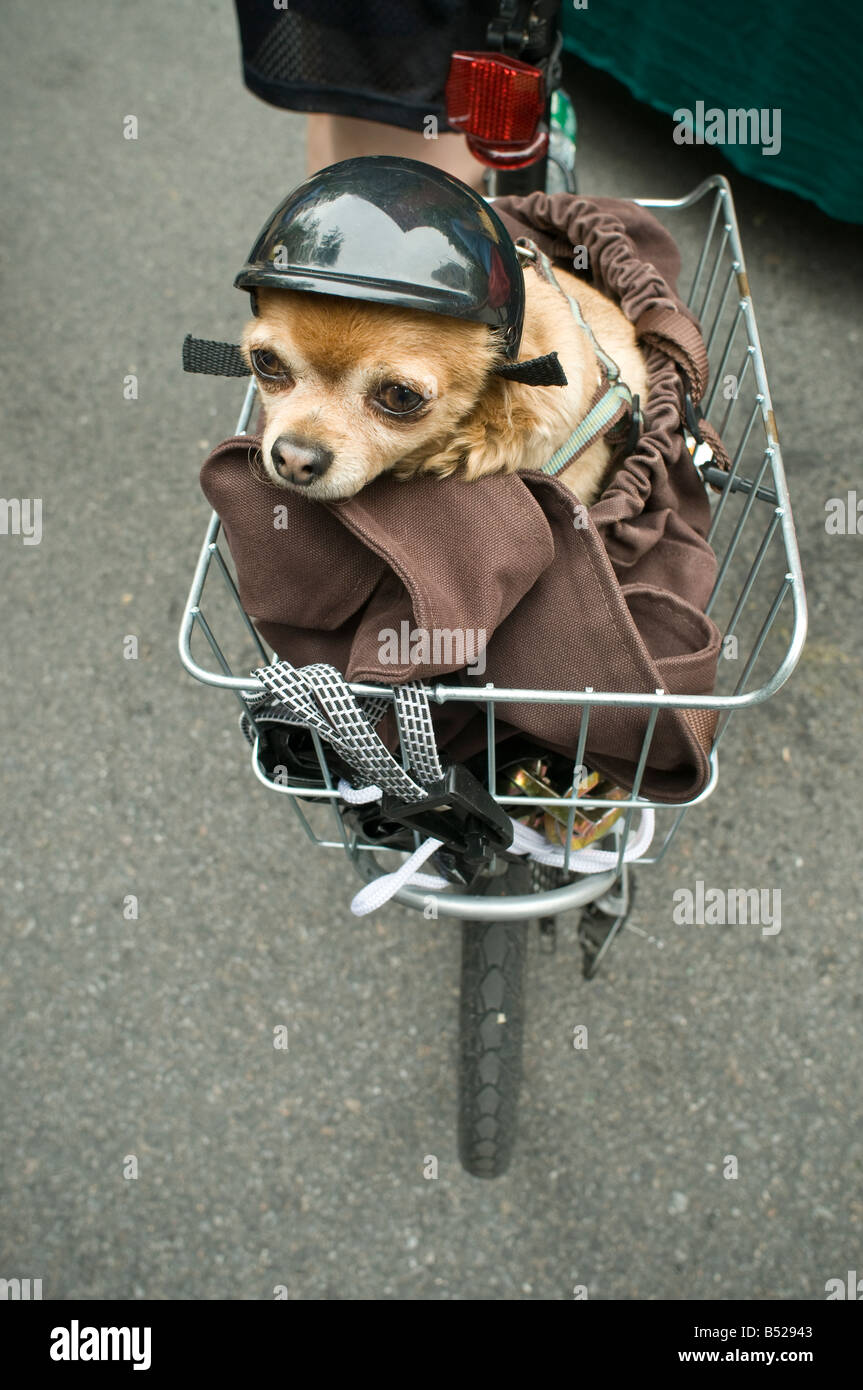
562, 0, 862, 222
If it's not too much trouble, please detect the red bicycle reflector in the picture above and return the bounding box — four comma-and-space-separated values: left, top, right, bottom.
446, 50, 546, 146
466, 128, 549, 170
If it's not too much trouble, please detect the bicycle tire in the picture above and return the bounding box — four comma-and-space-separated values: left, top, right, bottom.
457, 860, 532, 1178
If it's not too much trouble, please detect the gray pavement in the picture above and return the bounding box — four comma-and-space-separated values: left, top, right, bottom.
1, 0, 860, 1301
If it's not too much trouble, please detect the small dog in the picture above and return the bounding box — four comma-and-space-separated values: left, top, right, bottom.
241, 259, 648, 505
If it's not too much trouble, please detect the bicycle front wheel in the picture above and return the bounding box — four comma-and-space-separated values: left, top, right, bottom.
457, 861, 532, 1178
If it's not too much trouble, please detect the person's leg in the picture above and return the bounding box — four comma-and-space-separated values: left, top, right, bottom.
306, 113, 486, 190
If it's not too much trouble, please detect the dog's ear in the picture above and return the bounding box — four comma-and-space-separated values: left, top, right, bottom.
409, 376, 549, 480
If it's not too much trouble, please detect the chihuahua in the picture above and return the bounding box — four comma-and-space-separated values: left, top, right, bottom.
240, 258, 648, 506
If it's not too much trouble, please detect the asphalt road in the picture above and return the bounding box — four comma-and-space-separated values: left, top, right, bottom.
1, 0, 860, 1301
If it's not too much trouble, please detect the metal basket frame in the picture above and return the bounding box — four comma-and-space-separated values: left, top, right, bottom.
178, 175, 807, 921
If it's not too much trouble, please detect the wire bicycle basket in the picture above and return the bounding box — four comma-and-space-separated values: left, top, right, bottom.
178, 175, 807, 926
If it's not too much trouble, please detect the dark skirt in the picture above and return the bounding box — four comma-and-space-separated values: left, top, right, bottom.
233, 0, 498, 131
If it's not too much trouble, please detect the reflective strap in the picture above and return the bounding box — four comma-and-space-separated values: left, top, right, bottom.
252, 659, 444, 801
390, 682, 446, 787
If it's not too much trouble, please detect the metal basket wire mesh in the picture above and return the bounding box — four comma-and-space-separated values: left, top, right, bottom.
178, 175, 807, 914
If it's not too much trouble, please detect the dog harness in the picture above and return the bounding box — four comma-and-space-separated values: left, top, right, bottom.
515, 240, 641, 477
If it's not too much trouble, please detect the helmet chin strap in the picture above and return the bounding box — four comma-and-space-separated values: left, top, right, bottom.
181, 334, 568, 387
182, 335, 250, 377
493, 352, 567, 386
187, 254, 569, 387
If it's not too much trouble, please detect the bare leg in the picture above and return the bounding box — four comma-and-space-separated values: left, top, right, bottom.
306, 113, 486, 190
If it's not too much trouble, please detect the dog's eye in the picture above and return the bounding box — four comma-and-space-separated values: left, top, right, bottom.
251, 348, 292, 384
374, 382, 425, 416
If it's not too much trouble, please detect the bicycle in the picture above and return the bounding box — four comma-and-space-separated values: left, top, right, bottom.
179, 5, 806, 1178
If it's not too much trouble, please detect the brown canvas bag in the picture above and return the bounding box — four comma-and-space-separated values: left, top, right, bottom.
199, 194, 725, 803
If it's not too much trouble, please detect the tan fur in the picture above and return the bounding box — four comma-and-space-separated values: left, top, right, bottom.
242, 263, 647, 504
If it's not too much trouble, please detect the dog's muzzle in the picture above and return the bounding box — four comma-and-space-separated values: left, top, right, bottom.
272, 434, 333, 486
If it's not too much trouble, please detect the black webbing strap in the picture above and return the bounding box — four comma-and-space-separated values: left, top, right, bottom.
182, 334, 567, 387
493, 351, 567, 386
183, 335, 250, 377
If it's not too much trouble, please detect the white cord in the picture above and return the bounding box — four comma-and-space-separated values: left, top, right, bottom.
338, 779, 655, 915
349, 837, 448, 916
507, 810, 655, 871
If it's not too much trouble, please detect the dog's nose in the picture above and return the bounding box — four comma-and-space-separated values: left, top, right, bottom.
272, 434, 334, 486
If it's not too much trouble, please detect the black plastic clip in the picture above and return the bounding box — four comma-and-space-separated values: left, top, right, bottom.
381, 763, 514, 863
684, 389, 703, 445
683, 390, 717, 472
625, 392, 642, 455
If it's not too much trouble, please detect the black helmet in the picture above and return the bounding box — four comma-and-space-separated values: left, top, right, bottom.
234, 155, 525, 359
